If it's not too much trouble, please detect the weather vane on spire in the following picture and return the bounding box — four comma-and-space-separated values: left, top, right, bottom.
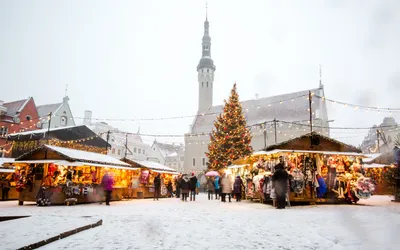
319, 64, 323, 88
65, 84, 68, 97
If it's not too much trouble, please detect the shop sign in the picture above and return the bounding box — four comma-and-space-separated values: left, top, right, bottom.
140, 170, 149, 184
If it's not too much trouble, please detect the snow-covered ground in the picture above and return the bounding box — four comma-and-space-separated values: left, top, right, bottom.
0, 195, 399, 250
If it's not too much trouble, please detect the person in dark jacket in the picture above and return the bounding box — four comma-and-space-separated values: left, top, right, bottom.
233, 175, 245, 202
1, 180, 11, 201
175, 175, 182, 198
180, 174, 190, 202
206, 177, 215, 200
272, 157, 289, 209
189, 172, 198, 201
153, 173, 161, 201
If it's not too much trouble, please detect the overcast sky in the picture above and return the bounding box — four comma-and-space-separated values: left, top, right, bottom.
1, 0, 399, 147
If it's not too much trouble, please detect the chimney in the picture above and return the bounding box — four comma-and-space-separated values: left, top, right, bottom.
83, 110, 92, 125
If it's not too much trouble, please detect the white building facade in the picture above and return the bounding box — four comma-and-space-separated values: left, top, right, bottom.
37, 96, 75, 129
151, 141, 184, 172
183, 15, 330, 174
83, 110, 152, 161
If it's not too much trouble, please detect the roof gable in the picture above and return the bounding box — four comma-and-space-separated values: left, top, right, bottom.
37, 103, 62, 118
264, 132, 361, 153
3, 98, 31, 116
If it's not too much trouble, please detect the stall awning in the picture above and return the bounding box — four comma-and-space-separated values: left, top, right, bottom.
227, 164, 247, 169
0, 168, 15, 173
151, 170, 179, 175
0, 158, 15, 167
14, 160, 61, 164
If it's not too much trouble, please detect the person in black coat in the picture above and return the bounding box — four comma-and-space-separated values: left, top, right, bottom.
180, 174, 190, 202
272, 157, 289, 209
175, 175, 182, 198
233, 175, 245, 202
189, 172, 198, 201
153, 174, 161, 201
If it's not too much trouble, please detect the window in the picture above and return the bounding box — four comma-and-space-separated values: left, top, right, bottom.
207, 69, 209, 73
0, 127, 8, 137
26, 115, 32, 121
118, 149, 121, 155
112, 148, 115, 154
202, 158, 206, 166
202, 82, 203, 87
138, 149, 142, 154
192, 158, 196, 167
180, 156, 184, 161
143, 149, 145, 154
206, 82, 208, 87
60, 116, 67, 126
134, 147, 137, 153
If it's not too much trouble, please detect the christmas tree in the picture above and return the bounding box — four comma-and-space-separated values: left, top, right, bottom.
206, 83, 253, 170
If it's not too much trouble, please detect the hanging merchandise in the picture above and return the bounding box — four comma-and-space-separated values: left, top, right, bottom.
354, 177, 375, 199
291, 168, 305, 194
161, 185, 167, 196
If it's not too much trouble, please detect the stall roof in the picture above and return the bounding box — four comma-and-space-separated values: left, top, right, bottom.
7, 125, 110, 148
364, 163, 390, 168
264, 132, 361, 153
363, 154, 382, 163
122, 157, 178, 173
12, 159, 138, 170
227, 164, 247, 169
253, 149, 368, 157
16, 145, 131, 167
0, 158, 15, 166
0, 168, 15, 173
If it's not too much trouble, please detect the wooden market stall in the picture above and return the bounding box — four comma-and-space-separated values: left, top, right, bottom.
231, 132, 374, 205
12, 144, 139, 205
122, 158, 178, 199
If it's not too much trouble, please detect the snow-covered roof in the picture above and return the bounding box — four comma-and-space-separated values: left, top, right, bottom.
0, 158, 15, 167
37, 103, 62, 118
257, 149, 367, 157
166, 152, 178, 157
363, 153, 382, 163
124, 158, 178, 173
364, 163, 390, 168
16, 145, 130, 167
227, 164, 247, 169
152, 141, 183, 158
0, 168, 15, 173
8, 124, 79, 136
191, 87, 324, 133
2, 98, 31, 116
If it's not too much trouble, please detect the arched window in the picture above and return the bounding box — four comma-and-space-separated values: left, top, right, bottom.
207, 82, 208, 87
207, 69, 209, 73
60, 116, 68, 126
202, 82, 204, 87
26, 115, 32, 121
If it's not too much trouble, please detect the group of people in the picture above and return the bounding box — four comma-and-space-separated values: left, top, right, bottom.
174, 173, 200, 202
206, 173, 246, 202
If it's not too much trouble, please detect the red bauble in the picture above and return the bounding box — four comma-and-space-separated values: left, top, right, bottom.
224, 127, 227, 130
226, 136, 229, 139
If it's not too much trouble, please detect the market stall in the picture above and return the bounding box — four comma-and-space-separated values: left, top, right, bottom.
12, 144, 138, 205
122, 158, 179, 199
231, 132, 375, 205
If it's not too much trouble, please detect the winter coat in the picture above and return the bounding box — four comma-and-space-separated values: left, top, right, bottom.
207, 178, 215, 191
214, 177, 220, 190
180, 175, 190, 193
221, 176, 233, 194
272, 166, 289, 197
189, 176, 198, 190
233, 176, 244, 194
316, 176, 327, 198
154, 175, 161, 188
102, 174, 114, 191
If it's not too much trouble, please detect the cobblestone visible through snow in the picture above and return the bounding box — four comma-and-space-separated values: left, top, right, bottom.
0, 195, 399, 250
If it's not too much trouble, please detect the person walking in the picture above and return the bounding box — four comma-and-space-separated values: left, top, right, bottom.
206, 177, 215, 200
272, 156, 289, 209
153, 173, 161, 201
1, 180, 10, 201
233, 174, 245, 202
180, 174, 190, 202
167, 181, 173, 198
214, 176, 220, 200
101, 171, 114, 206
221, 173, 233, 202
189, 172, 198, 201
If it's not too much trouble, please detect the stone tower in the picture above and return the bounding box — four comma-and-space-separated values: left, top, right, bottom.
197, 11, 216, 113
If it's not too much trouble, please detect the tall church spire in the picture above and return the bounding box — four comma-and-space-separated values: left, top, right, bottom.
197, 4, 215, 113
